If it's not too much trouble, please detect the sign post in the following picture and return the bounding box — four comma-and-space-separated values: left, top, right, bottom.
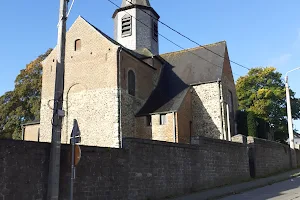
70, 119, 81, 200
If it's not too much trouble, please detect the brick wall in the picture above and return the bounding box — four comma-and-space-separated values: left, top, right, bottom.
0, 140, 49, 200
0, 137, 250, 200
296, 149, 300, 167
1, 136, 295, 199
247, 136, 292, 178
70, 137, 250, 199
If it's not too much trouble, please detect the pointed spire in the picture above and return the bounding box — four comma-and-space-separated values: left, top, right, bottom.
121, 0, 151, 7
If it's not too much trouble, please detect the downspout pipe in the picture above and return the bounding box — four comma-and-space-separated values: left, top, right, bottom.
173, 112, 177, 143
218, 79, 224, 140
118, 47, 123, 148
226, 103, 232, 141
21, 125, 25, 141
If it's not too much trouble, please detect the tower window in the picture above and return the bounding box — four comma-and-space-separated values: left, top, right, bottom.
75, 39, 81, 51
228, 90, 234, 114
122, 15, 132, 37
160, 114, 167, 125
153, 20, 158, 41
128, 70, 135, 96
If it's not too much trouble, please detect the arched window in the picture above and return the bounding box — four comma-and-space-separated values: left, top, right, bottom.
128, 70, 135, 96
75, 39, 81, 51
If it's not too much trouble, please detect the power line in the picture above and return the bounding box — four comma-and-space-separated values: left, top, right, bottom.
107, 0, 242, 77
123, 0, 250, 71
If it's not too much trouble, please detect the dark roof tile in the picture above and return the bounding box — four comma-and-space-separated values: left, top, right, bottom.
160, 41, 226, 84
137, 41, 226, 115
137, 63, 189, 116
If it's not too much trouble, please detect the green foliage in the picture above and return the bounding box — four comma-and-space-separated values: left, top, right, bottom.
236, 67, 300, 141
247, 111, 257, 137
0, 49, 52, 139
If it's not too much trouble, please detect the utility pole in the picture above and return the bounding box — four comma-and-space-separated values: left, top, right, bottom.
47, 0, 68, 199
285, 67, 300, 150
285, 76, 295, 149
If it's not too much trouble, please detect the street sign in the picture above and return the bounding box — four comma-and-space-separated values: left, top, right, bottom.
70, 119, 81, 200
70, 119, 81, 144
74, 144, 81, 166
71, 119, 80, 137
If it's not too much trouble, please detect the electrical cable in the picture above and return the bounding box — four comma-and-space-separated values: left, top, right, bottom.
123, 0, 250, 71
107, 0, 243, 77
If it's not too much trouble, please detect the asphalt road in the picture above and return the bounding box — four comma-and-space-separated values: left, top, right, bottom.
219, 176, 300, 200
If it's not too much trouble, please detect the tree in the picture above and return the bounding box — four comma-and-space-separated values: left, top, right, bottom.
247, 111, 257, 137
0, 49, 52, 139
236, 67, 300, 141
235, 110, 248, 136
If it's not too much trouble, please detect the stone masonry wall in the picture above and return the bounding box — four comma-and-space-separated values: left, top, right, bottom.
40, 17, 120, 147
120, 50, 161, 140
0, 137, 250, 200
247, 136, 292, 178
192, 83, 223, 139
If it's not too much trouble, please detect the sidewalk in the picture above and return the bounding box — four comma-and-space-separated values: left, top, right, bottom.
168, 169, 300, 200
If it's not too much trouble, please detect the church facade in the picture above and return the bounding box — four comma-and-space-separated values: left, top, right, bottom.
25, 0, 238, 147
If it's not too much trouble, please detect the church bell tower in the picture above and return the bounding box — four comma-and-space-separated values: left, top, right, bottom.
112, 0, 160, 55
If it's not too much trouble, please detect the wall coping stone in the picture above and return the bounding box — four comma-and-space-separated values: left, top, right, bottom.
247, 136, 289, 148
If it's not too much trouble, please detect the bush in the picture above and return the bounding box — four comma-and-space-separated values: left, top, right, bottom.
235, 110, 248, 136
247, 111, 257, 137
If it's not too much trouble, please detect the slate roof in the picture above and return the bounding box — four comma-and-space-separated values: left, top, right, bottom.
21, 120, 40, 127
81, 16, 151, 62
137, 63, 189, 116
121, 0, 151, 7
137, 41, 227, 115
112, 1, 159, 18
160, 41, 226, 85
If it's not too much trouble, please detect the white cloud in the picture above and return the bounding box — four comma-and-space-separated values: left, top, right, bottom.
269, 53, 292, 67
268, 29, 299, 68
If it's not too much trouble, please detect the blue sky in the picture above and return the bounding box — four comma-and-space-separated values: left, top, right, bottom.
0, 0, 299, 129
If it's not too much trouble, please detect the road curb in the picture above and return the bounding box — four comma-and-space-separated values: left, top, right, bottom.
168, 169, 300, 200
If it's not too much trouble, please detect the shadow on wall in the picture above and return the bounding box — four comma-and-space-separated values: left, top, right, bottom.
191, 87, 221, 139
135, 63, 189, 141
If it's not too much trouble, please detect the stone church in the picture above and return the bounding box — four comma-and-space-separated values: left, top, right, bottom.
22, 0, 238, 148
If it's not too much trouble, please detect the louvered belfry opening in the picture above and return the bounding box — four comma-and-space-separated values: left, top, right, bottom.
153, 20, 158, 41
122, 15, 132, 37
